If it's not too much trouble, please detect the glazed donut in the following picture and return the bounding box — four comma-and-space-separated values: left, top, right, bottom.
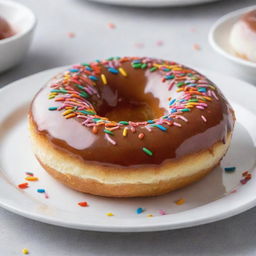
28, 57, 235, 197
230, 9, 256, 62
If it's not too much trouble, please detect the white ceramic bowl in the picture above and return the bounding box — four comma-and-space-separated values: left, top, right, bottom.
209, 6, 256, 82
0, 0, 36, 73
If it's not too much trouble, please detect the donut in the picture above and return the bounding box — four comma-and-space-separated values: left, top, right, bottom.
28, 57, 235, 197
230, 9, 256, 62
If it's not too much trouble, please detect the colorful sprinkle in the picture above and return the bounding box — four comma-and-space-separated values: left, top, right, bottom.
48, 107, 58, 111
136, 207, 144, 214
175, 198, 185, 205
142, 147, 153, 156
78, 201, 88, 207
106, 212, 114, 216
25, 176, 38, 182
22, 248, 29, 255
138, 133, 144, 140
101, 74, 107, 85
201, 115, 207, 122
18, 183, 29, 189
224, 167, 236, 173
118, 67, 127, 77
107, 23, 116, 29
147, 214, 153, 218
37, 189, 46, 193
151, 124, 167, 132
159, 209, 166, 215
123, 127, 128, 137
105, 133, 117, 145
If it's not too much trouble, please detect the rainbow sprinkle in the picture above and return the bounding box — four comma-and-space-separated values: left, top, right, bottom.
46, 57, 219, 157
136, 207, 144, 214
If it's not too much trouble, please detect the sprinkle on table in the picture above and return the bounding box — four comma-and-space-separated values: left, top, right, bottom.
106, 212, 114, 216
37, 189, 46, 193
25, 172, 34, 176
193, 43, 201, 51
156, 40, 164, 46
18, 183, 29, 189
22, 248, 29, 254
78, 201, 88, 207
67, 32, 75, 38
136, 207, 144, 214
175, 198, 185, 205
159, 209, 166, 215
107, 23, 116, 29
224, 167, 236, 173
25, 176, 38, 182
147, 214, 153, 218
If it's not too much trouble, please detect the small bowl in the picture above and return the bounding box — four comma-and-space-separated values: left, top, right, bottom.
0, 0, 36, 73
209, 6, 256, 82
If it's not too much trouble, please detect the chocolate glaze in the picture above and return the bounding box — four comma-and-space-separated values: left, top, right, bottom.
30, 59, 235, 167
241, 10, 256, 32
0, 17, 14, 40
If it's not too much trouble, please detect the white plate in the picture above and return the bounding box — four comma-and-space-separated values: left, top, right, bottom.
0, 67, 256, 232
209, 6, 256, 81
88, 0, 220, 7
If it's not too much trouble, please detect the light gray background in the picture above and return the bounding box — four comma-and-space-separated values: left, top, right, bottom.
1, 0, 256, 255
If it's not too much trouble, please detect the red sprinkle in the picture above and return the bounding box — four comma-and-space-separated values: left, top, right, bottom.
18, 183, 29, 189
108, 23, 116, 29
78, 201, 88, 207
138, 133, 144, 140
67, 32, 76, 38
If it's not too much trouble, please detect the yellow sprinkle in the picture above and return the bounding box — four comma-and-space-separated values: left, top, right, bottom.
101, 74, 107, 85
175, 198, 185, 205
209, 85, 216, 90
176, 88, 184, 92
203, 96, 212, 101
123, 127, 128, 137
118, 67, 127, 77
65, 113, 77, 119
185, 104, 194, 108
48, 95, 56, 99
22, 248, 29, 254
62, 109, 74, 116
147, 214, 153, 218
25, 177, 38, 182
106, 213, 114, 216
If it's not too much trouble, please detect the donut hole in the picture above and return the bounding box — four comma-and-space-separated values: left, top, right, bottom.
97, 97, 165, 122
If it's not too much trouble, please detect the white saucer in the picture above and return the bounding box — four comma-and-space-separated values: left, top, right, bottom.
88, 0, 220, 7
209, 6, 256, 81
0, 67, 256, 232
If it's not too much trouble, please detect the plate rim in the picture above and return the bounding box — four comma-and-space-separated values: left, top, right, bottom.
0, 66, 256, 232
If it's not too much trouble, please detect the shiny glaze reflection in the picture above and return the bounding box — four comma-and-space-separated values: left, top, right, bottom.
30, 61, 235, 167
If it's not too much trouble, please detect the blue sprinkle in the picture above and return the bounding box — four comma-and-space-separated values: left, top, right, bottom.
147, 120, 155, 124
86, 67, 92, 71
165, 75, 175, 80
136, 207, 144, 214
169, 99, 176, 105
187, 83, 197, 87
132, 60, 142, 64
89, 75, 98, 81
108, 68, 119, 74
224, 167, 236, 172
163, 68, 170, 72
37, 189, 45, 193
180, 99, 186, 102
171, 109, 177, 113
151, 124, 167, 132
198, 88, 207, 92
69, 69, 79, 72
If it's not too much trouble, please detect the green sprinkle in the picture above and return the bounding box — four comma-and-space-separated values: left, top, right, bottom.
150, 67, 157, 72
181, 109, 190, 112
176, 82, 184, 87
81, 63, 90, 67
107, 57, 114, 61
48, 107, 58, 111
50, 89, 68, 94
142, 147, 153, 156
141, 63, 147, 69
132, 63, 142, 69
79, 110, 96, 115
104, 129, 113, 135
93, 118, 101, 122
119, 121, 129, 125
79, 92, 89, 98
189, 99, 198, 102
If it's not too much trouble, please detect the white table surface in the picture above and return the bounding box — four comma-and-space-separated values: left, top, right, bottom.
1, 0, 256, 255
